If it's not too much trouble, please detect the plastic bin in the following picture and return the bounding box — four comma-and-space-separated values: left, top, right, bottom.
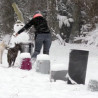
36, 54, 50, 74
67, 49, 89, 84
20, 53, 32, 70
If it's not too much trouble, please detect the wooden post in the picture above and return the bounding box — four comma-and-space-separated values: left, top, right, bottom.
12, 2, 24, 23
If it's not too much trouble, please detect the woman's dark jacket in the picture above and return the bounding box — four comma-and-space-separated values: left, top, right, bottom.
17, 16, 50, 34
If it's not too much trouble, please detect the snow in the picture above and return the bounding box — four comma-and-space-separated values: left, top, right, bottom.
10, 33, 30, 47
57, 14, 74, 28
0, 40, 98, 98
20, 53, 31, 59
2, 34, 11, 45
81, 27, 98, 46
9, 21, 30, 47
37, 54, 50, 60
51, 63, 68, 71
0, 26, 98, 98
14, 22, 25, 33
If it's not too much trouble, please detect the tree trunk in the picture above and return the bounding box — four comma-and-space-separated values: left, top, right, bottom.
70, 2, 81, 41
47, 0, 59, 34
0, 0, 15, 34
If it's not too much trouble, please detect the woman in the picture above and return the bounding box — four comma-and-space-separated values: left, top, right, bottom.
15, 11, 51, 63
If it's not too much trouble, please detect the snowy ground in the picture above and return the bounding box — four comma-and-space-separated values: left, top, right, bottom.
0, 40, 98, 98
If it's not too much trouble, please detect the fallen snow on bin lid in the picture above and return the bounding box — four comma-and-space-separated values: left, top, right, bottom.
51, 63, 68, 71
37, 54, 50, 60
20, 53, 31, 58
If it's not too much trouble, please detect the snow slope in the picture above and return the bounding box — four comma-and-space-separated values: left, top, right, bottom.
0, 39, 98, 98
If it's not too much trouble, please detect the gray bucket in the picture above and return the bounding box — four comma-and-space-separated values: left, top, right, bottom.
20, 42, 34, 55
36, 60, 50, 74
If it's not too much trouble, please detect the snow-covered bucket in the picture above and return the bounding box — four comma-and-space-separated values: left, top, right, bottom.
36, 54, 50, 74
20, 53, 32, 70
50, 64, 68, 82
